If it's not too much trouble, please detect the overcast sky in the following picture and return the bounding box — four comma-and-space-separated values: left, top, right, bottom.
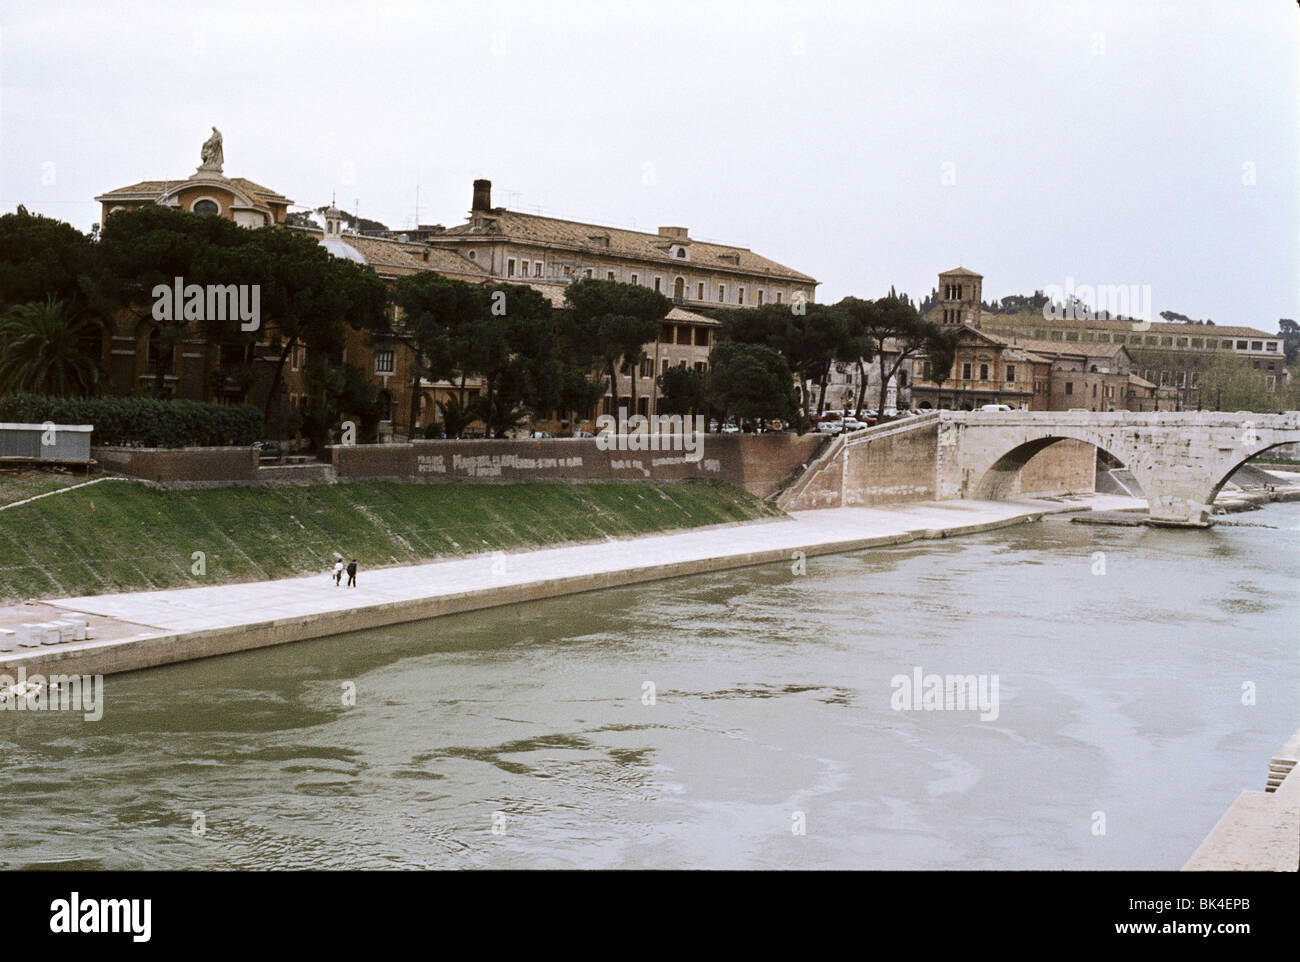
2, 0, 1295, 327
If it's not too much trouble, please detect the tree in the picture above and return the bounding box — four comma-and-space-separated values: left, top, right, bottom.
1196, 352, 1280, 413
300, 358, 379, 449
242, 226, 388, 424
391, 273, 488, 436
1278, 318, 1299, 365
840, 294, 958, 417
471, 283, 557, 437
564, 279, 670, 415
0, 207, 100, 314
98, 205, 256, 393
706, 341, 798, 424
0, 297, 101, 396
656, 364, 709, 417
717, 301, 854, 417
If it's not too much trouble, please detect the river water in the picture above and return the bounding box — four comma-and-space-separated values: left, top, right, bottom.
2, 502, 1296, 870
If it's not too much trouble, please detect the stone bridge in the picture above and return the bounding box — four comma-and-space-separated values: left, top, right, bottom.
780, 410, 1300, 526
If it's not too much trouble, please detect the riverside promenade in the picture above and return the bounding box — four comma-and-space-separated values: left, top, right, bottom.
0, 495, 1143, 678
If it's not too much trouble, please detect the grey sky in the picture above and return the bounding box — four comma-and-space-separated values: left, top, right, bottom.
2, 0, 1295, 327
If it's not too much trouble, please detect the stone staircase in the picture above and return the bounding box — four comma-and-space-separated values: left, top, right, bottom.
775, 413, 940, 511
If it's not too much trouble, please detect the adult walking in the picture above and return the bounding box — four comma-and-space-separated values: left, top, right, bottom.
333, 559, 344, 586
346, 559, 358, 588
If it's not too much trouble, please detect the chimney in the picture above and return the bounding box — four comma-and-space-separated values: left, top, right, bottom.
658, 226, 688, 240
472, 179, 492, 212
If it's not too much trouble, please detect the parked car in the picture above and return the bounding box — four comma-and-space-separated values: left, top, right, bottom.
569, 430, 595, 439
720, 422, 741, 434
980, 404, 1012, 412
841, 416, 867, 431
252, 440, 281, 463
816, 419, 844, 434
531, 431, 555, 439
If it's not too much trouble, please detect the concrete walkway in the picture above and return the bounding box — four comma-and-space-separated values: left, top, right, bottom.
0, 495, 1144, 677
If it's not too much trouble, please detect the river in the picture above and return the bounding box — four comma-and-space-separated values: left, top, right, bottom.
2, 501, 1296, 870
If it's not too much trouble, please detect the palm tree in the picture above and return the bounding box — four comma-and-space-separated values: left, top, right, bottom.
0, 297, 101, 396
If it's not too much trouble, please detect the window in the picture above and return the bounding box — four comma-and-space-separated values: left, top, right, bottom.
694, 361, 707, 374
661, 358, 669, 375
1267, 342, 1278, 352
507, 258, 515, 277
694, 327, 709, 347
1236, 340, 1247, 349
1065, 382, 1074, 395
1251, 341, 1263, 351
922, 361, 932, 380
534, 261, 543, 277
468, 250, 476, 261
641, 358, 653, 378
676, 248, 686, 258
193, 199, 219, 216
1006, 364, 1016, 383
375, 350, 395, 374
1265, 376, 1276, 392
776, 292, 782, 304
718, 285, 726, 303
654, 277, 661, 292
979, 363, 989, 381
738, 287, 745, 305
697, 282, 705, 300
757, 291, 764, 306
584, 268, 592, 279
961, 362, 972, 380
607, 271, 615, 281
631, 274, 638, 285
676, 326, 690, 345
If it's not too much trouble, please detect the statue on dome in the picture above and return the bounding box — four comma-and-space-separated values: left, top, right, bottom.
199, 127, 224, 172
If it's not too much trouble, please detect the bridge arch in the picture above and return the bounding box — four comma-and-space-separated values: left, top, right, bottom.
1204, 440, 1299, 508
971, 433, 1136, 501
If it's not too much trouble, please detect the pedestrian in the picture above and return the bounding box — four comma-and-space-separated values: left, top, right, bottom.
346, 559, 358, 588
333, 559, 344, 586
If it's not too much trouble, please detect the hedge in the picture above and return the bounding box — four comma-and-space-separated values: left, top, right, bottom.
0, 394, 264, 448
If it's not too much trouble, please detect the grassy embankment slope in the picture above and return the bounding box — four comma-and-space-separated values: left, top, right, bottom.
0, 474, 782, 603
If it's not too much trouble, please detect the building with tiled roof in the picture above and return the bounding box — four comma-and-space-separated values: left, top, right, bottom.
422, 179, 817, 311
923, 266, 1289, 409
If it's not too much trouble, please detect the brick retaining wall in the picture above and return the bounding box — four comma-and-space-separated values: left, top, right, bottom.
328, 434, 824, 499
93, 446, 259, 484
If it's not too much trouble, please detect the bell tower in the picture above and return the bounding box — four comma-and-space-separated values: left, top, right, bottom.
937, 267, 983, 327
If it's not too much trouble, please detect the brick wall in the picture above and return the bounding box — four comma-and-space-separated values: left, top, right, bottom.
93, 446, 259, 484
329, 434, 824, 498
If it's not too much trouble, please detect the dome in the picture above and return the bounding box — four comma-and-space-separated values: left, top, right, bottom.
320, 235, 367, 264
